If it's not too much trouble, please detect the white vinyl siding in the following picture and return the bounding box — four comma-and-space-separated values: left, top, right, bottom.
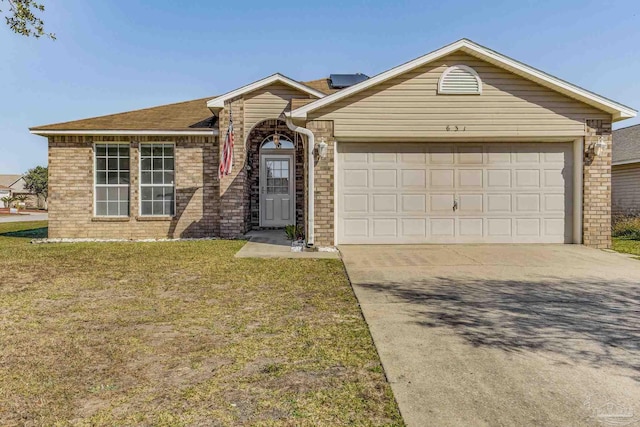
612, 163, 640, 215
94, 143, 130, 217
139, 143, 175, 216
337, 142, 573, 244
244, 83, 314, 137
310, 52, 609, 139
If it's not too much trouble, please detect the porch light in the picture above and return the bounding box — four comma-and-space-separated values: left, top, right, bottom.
316, 139, 328, 159
594, 136, 607, 157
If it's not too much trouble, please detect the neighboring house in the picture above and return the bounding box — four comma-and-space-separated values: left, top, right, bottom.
30, 39, 636, 248
0, 174, 43, 208
0, 185, 11, 205
612, 124, 640, 216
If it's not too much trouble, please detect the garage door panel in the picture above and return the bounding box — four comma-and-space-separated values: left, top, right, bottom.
338, 142, 573, 244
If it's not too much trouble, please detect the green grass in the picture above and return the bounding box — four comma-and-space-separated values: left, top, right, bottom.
612, 237, 640, 258
0, 221, 402, 426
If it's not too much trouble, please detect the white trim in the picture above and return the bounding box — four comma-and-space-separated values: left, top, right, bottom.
612, 159, 640, 166
291, 39, 637, 121
333, 139, 338, 247
573, 138, 583, 244
93, 142, 131, 218
31, 129, 218, 136
437, 64, 482, 95
285, 115, 315, 245
138, 142, 177, 218
206, 73, 326, 109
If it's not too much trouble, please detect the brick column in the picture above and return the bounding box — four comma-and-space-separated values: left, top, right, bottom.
306, 120, 335, 247
218, 98, 248, 237
583, 119, 612, 249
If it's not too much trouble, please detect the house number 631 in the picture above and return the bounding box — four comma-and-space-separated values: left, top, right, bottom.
446, 125, 466, 131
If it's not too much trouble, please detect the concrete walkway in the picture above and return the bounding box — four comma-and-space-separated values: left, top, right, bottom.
341, 244, 640, 427
235, 229, 339, 259
0, 213, 48, 223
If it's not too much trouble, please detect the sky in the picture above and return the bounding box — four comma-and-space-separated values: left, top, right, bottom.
1, 0, 639, 174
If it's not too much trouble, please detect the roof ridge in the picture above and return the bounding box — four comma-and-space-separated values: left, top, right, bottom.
613, 123, 640, 132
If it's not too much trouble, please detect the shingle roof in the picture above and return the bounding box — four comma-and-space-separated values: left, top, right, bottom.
30, 97, 216, 132
613, 124, 640, 164
30, 78, 337, 133
0, 175, 23, 188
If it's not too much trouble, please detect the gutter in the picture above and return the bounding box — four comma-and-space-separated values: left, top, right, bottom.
29, 129, 219, 136
284, 113, 315, 246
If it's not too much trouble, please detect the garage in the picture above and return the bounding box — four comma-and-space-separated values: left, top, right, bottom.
337, 142, 574, 244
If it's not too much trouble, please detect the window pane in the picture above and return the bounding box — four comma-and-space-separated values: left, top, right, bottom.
96, 172, 107, 184
163, 186, 174, 200
164, 158, 174, 170
141, 145, 151, 156
120, 202, 129, 216
164, 201, 174, 216
163, 145, 174, 157
96, 157, 106, 170
141, 157, 151, 170
107, 187, 118, 201
119, 146, 129, 157
108, 172, 119, 184
96, 187, 107, 201
164, 172, 174, 184
141, 186, 152, 201
96, 201, 108, 216
152, 186, 164, 200
119, 188, 129, 202
153, 201, 163, 215
96, 145, 106, 156
141, 172, 152, 184
153, 172, 163, 184
119, 157, 129, 170
141, 201, 152, 215
119, 172, 130, 185
153, 146, 163, 156
108, 145, 118, 156
107, 158, 118, 171
107, 201, 119, 216
153, 158, 163, 169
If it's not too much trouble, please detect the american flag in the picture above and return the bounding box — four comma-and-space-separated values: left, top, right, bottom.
219, 110, 234, 179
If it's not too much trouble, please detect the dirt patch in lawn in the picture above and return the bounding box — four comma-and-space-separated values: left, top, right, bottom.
0, 221, 402, 426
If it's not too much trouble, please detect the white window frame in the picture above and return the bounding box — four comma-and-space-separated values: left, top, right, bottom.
93, 142, 131, 217
138, 142, 177, 217
437, 64, 483, 95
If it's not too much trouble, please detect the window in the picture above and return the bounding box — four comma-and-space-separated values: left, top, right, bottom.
438, 65, 482, 95
261, 134, 294, 150
94, 143, 130, 216
140, 143, 175, 216
265, 159, 290, 194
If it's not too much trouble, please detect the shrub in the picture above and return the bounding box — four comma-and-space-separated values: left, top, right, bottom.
284, 224, 305, 241
612, 215, 640, 239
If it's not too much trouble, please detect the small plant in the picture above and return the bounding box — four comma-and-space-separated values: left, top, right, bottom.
1, 196, 14, 208
13, 195, 28, 210
284, 224, 305, 241
612, 215, 640, 240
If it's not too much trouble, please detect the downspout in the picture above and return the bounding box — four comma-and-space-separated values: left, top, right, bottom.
285, 113, 315, 246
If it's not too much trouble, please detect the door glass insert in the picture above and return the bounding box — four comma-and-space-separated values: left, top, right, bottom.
266, 159, 289, 194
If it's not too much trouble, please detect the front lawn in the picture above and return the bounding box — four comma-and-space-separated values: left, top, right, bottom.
612, 237, 640, 258
0, 222, 402, 426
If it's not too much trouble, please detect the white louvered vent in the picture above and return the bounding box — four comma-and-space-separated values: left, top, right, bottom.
438, 65, 482, 95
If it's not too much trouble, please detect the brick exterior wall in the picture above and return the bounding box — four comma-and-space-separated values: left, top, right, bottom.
48, 135, 218, 239
306, 121, 335, 247
583, 119, 613, 249
246, 119, 304, 229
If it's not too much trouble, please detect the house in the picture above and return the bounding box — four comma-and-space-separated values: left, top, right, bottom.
30, 39, 636, 248
0, 174, 42, 208
612, 124, 640, 216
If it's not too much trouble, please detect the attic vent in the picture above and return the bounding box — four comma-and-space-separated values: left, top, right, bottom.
438, 65, 482, 95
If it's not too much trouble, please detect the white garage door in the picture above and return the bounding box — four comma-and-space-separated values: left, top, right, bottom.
337, 142, 573, 244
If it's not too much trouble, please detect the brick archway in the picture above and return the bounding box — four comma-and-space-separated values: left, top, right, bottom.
246, 119, 305, 229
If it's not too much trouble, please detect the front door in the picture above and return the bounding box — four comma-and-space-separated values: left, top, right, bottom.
260, 153, 295, 227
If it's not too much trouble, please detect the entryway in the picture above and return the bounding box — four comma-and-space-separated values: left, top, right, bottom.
260, 151, 294, 227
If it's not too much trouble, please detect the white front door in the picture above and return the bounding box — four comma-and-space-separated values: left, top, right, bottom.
260, 153, 295, 227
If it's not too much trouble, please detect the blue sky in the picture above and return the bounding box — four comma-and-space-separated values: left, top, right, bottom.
1, 0, 638, 173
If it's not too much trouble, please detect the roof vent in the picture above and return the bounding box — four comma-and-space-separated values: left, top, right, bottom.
438, 65, 482, 94
329, 73, 369, 89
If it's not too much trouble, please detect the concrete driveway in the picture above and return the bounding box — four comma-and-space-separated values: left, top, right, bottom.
340, 244, 640, 427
